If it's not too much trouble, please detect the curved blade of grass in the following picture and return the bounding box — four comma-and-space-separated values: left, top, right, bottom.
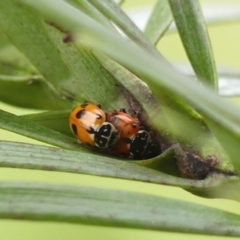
0, 75, 72, 109
168, 0, 217, 89
19, 0, 240, 173
0, 44, 72, 109
172, 62, 240, 97
23, 110, 72, 136
0, 44, 35, 76
0, 109, 88, 151
144, 0, 173, 45
69, 0, 117, 31
0, 140, 183, 185
0, 140, 239, 201
88, 0, 163, 58
168, 5, 240, 33
1, 181, 240, 236
0, 32, 9, 49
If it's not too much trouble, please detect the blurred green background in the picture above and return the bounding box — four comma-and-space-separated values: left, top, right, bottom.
1, 0, 240, 239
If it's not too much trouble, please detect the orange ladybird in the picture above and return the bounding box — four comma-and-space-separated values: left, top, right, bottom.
106, 109, 140, 139
106, 109, 151, 159
69, 103, 119, 148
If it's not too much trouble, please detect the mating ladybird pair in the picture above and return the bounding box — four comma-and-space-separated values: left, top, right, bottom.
69, 103, 156, 159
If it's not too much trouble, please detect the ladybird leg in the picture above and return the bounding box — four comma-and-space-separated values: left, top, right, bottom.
96, 113, 103, 119
130, 122, 138, 129
96, 104, 102, 109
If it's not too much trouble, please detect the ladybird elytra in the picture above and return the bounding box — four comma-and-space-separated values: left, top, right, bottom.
69, 103, 119, 148
106, 110, 140, 139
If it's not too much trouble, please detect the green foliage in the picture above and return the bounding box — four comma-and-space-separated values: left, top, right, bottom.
0, 0, 240, 237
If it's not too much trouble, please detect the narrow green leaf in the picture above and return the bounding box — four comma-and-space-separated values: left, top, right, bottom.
144, 0, 173, 45
0, 44, 72, 109
168, 6, 240, 33
0, 75, 72, 109
1, 181, 240, 236
168, 0, 217, 89
0, 140, 180, 184
0, 109, 88, 151
23, 110, 71, 136
0, 141, 239, 201
88, 0, 162, 57
69, 0, 117, 31
0, 32, 9, 49
0, 44, 34, 76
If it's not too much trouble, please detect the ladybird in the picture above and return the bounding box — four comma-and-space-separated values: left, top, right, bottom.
69, 103, 119, 148
106, 109, 140, 139
106, 109, 152, 159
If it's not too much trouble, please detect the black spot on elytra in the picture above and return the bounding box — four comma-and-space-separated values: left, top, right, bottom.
71, 124, 78, 135
96, 114, 103, 119
76, 110, 85, 119
86, 127, 95, 134
131, 123, 137, 128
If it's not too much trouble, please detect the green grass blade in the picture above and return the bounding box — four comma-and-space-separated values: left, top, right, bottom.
23, 110, 71, 136
0, 44, 71, 109
0, 140, 239, 201
168, 5, 240, 33
0, 75, 71, 109
168, 0, 217, 89
0, 109, 86, 151
144, 0, 173, 44
0, 140, 181, 185
0, 44, 35, 76
0, 32, 9, 48
1, 181, 240, 236
88, 0, 161, 57
70, 0, 117, 30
